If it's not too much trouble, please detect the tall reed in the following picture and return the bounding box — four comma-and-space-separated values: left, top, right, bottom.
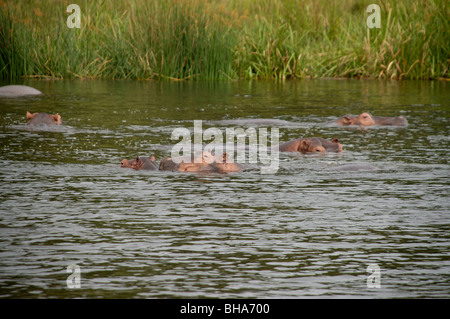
0, 0, 448, 81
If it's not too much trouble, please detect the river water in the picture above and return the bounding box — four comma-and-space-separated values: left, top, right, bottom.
0, 79, 448, 298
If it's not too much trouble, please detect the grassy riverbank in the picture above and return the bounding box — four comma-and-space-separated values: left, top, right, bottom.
0, 0, 448, 81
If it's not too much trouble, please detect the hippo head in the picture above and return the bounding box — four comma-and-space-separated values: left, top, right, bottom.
338, 113, 375, 126
130, 156, 144, 170
49, 113, 62, 125
355, 112, 376, 126
299, 139, 326, 153
26, 111, 62, 125
121, 158, 135, 168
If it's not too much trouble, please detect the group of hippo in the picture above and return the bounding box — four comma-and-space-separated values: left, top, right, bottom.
121, 136, 347, 173
125, 113, 406, 173
121, 152, 244, 173
3, 84, 408, 173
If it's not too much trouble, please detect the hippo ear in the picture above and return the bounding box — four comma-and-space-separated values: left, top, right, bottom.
299, 140, 309, 153
26, 111, 37, 120
50, 114, 59, 124
342, 116, 352, 125
55, 113, 62, 124
331, 138, 339, 143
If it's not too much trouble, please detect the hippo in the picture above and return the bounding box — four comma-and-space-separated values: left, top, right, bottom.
329, 164, 377, 171
121, 155, 158, 170
210, 152, 243, 173
278, 137, 343, 153
159, 152, 214, 172
159, 152, 209, 172
215, 119, 298, 126
0, 85, 42, 97
26, 111, 62, 125
159, 151, 242, 173
330, 112, 408, 126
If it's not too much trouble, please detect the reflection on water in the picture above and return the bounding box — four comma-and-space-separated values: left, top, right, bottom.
0, 79, 449, 298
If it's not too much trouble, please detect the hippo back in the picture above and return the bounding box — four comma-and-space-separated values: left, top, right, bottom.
0, 85, 42, 97
139, 157, 159, 170
373, 116, 408, 126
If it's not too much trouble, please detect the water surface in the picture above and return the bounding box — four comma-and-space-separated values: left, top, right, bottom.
0, 79, 448, 298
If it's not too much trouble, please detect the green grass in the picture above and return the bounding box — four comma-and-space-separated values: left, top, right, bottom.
0, 0, 448, 81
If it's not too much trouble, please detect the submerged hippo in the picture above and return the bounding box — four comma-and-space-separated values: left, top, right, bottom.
159, 151, 242, 173
210, 152, 243, 172
329, 164, 377, 171
0, 85, 42, 97
278, 137, 343, 153
215, 119, 298, 126
26, 111, 62, 125
121, 155, 158, 170
330, 112, 408, 126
